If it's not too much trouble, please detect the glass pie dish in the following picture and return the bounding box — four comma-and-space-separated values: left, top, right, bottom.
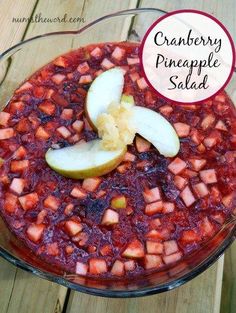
0, 8, 235, 297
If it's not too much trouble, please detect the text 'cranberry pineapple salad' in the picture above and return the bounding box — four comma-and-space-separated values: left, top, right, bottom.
0, 42, 235, 278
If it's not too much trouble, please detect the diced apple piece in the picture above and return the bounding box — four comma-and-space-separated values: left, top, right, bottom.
65, 220, 83, 236
145, 91, 155, 105
16, 82, 32, 93
174, 175, 187, 190
61, 109, 73, 120
10, 160, 29, 172
53, 56, 67, 67
215, 94, 225, 103
197, 143, 206, 153
143, 187, 161, 203
193, 183, 209, 198
64, 203, 74, 215
101, 209, 119, 225
168, 157, 187, 175
4, 193, 18, 213
222, 192, 235, 208
56, 126, 71, 139
79, 75, 92, 84
90, 47, 102, 58
201, 114, 215, 130
44, 195, 60, 211
127, 57, 139, 65
72, 232, 88, 246
51, 92, 68, 107
111, 195, 127, 209
70, 187, 86, 199
82, 177, 101, 192
35, 126, 50, 140
0, 128, 14, 140
72, 120, 84, 133
89, 258, 108, 274
36, 209, 47, 224
199, 217, 214, 237
96, 190, 106, 198
14, 146, 27, 159
77, 61, 90, 74
111, 47, 125, 61
204, 136, 217, 148
122, 239, 145, 258
185, 170, 198, 179
144, 254, 163, 269
124, 260, 135, 271
146, 228, 170, 240
0, 112, 10, 126
180, 186, 196, 207
163, 252, 182, 264
159, 105, 173, 116
101, 58, 115, 69
181, 229, 200, 243
26, 223, 45, 243
123, 152, 136, 162
137, 77, 148, 89
190, 128, 203, 145
52, 73, 65, 84
65, 245, 74, 254
0, 157, 4, 168
129, 72, 140, 82
76, 262, 88, 275
111, 260, 125, 276
135, 136, 151, 152
9, 178, 25, 195
38, 101, 55, 115
0, 175, 10, 185
46, 242, 59, 256
174, 122, 190, 137
163, 202, 175, 213
146, 241, 163, 254
164, 240, 179, 256
116, 162, 130, 174
100, 244, 112, 256
16, 118, 31, 133
19, 192, 39, 210
200, 169, 217, 184
145, 201, 163, 215
189, 159, 206, 171
150, 218, 161, 228
10, 101, 25, 113
215, 120, 227, 131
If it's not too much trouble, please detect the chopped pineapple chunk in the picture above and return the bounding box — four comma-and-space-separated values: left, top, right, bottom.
97, 99, 136, 150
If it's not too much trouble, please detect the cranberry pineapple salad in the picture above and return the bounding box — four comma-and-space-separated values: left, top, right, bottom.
0, 42, 235, 278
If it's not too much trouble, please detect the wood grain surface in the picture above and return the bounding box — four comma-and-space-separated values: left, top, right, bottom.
0, 1, 235, 313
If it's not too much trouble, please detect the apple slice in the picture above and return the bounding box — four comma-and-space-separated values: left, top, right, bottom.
45, 139, 126, 179
132, 106, 180, 157
85, 68, 124, 129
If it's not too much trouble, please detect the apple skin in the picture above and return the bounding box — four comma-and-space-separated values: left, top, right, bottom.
85, 68, 124, 130
45, 140, 127, 179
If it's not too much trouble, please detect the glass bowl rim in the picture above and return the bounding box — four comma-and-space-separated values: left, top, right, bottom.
0, 7, 235, 298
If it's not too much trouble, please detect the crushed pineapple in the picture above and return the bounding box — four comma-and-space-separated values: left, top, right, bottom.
97, 96, 136, 150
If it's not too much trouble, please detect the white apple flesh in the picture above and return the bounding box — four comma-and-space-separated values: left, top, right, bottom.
45, 139, 126, 179
86, 68, 124, 129
132, 106, 180, 157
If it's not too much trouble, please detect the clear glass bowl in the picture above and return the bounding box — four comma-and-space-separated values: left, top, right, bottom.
0, 8, 235, 297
